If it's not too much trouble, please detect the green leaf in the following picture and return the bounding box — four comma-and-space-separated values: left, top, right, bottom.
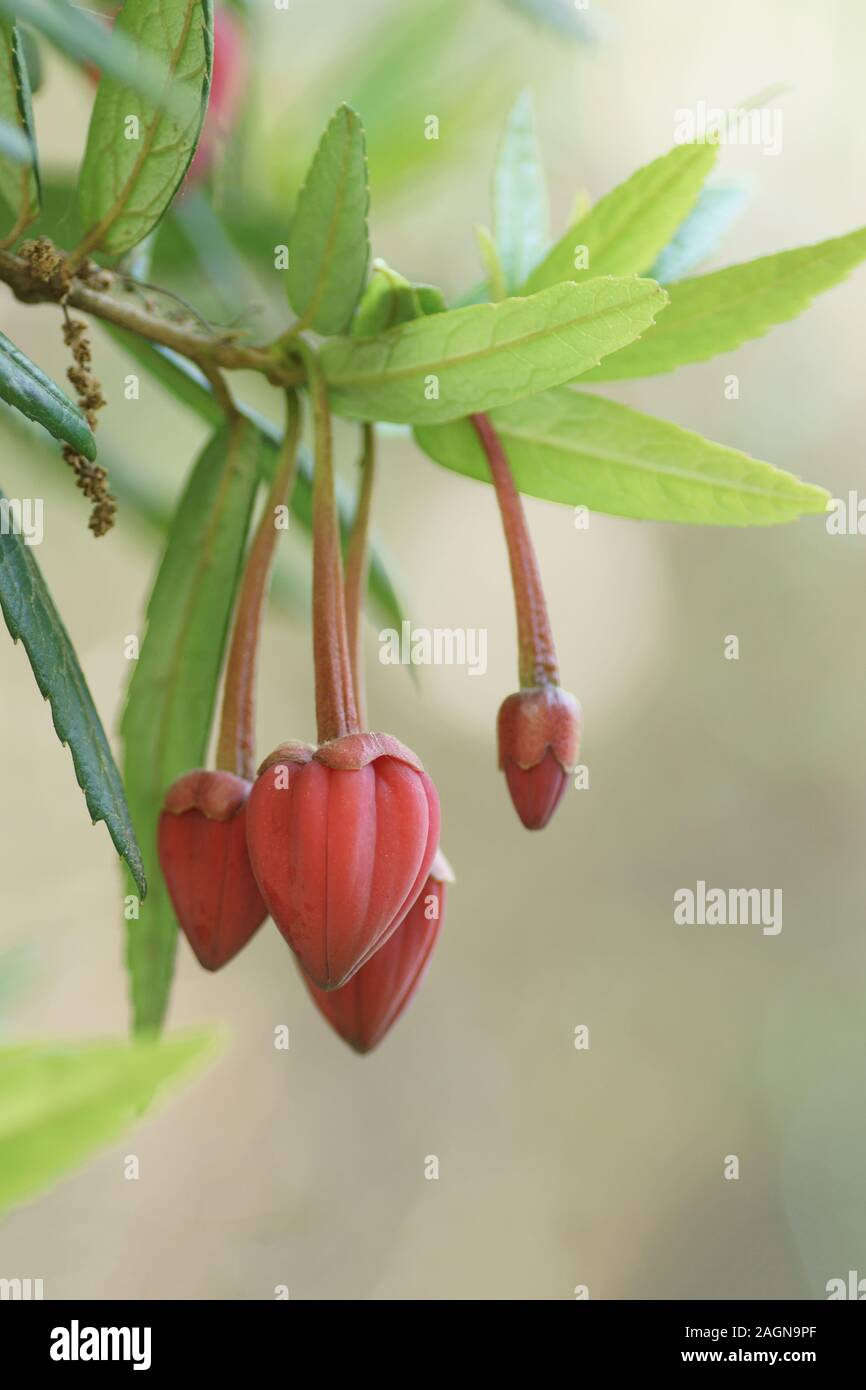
0, 496, 146, 894
121, 418, 260, 1034
415, 388, 829, 525
287, 104, 370, 335
0, 0, 193, 110
320, 276, 669, 425
0, 20, 39, 239
583, 226, 866, 381
521, 141, 717, 295
474, 224, 507, 301
0, 330, 96, 458
648, 181, 750, 283
352, 259, 423, 337
19, 26, 42, 95
77, 0, 214, 258
106, 330, 408, 635
494, 89, 548, 292
0, 1030, 217, 1217
415, 284, 447, 316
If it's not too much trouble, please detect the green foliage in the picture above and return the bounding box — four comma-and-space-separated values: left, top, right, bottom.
0, 1030, 218, 1216
0, 19, 39, 237
321, 277, 669, 424
121, 420, 260, 1033
287, 104, 370, 335
522, 141, 718, 293
583, 227, 866, 380
416, 388, 830, 525
474, 224, 507, 302
0, 0, 194, 111
493, 89, 548, 292
648, 181, 750, 283
352, 260, 429, 336
77, 0, 213, 257
0, 44, 858, 1055
0, 330, 95, 457
0, 499, 145, 892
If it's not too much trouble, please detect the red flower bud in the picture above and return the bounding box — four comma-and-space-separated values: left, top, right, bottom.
303, 849, 453, 1053
246, 734, 440, 990
497, 686, 581, 830
157, 770, 267, 971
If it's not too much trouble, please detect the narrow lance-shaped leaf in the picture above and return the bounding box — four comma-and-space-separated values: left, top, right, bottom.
320, 276, 669, 425
122, 419, 260, 1034
582, 226, 866, 381
521, 141, 717, 295
0, 330, 96, 458
0, 1031, 217, 1217
494, 89, 549, 292
76, 0, 214, 258
0, 19, 39, 242
105, 328, 408, 635
648, 181, 751, 284
474, 224, 507, 301
288, 104, 370, 335
415, 388, 829, 526
0, 497, 146, 894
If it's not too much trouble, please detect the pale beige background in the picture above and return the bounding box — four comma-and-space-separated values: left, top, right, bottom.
1, 0, 865, 1299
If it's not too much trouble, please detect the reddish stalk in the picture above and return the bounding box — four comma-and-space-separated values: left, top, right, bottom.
343, 424, 375, 729
301, 345, 360, 743
470, 412, 559, 688
216, 392, 301, 778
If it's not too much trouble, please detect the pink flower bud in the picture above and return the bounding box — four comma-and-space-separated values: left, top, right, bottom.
497, 686, 581, 830
246, 734, 440, 990
303, 850, 454, 1053
158, 769, 267, 970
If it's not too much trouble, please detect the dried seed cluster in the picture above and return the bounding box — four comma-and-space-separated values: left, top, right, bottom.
17, 238, 115, 536
60, 312, 115, 537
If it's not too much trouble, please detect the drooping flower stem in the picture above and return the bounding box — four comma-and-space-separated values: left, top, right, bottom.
300, 343, 360, 744
216, 392, 301, 779
470, 412, 559, 689
344, 423, 375, 728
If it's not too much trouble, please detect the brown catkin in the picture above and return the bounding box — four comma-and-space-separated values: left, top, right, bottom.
16, 241, 116, 536
60, 311, 115, 537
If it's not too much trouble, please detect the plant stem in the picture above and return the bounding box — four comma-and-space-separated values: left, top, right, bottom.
300, 343, 360, 744
344, 424, 375, 728
216, 392, 301, 779
0, 246, 305, 390
470, 411, 559, 689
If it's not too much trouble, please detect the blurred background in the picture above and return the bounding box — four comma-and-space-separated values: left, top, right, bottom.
2, 0, 866, 1300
